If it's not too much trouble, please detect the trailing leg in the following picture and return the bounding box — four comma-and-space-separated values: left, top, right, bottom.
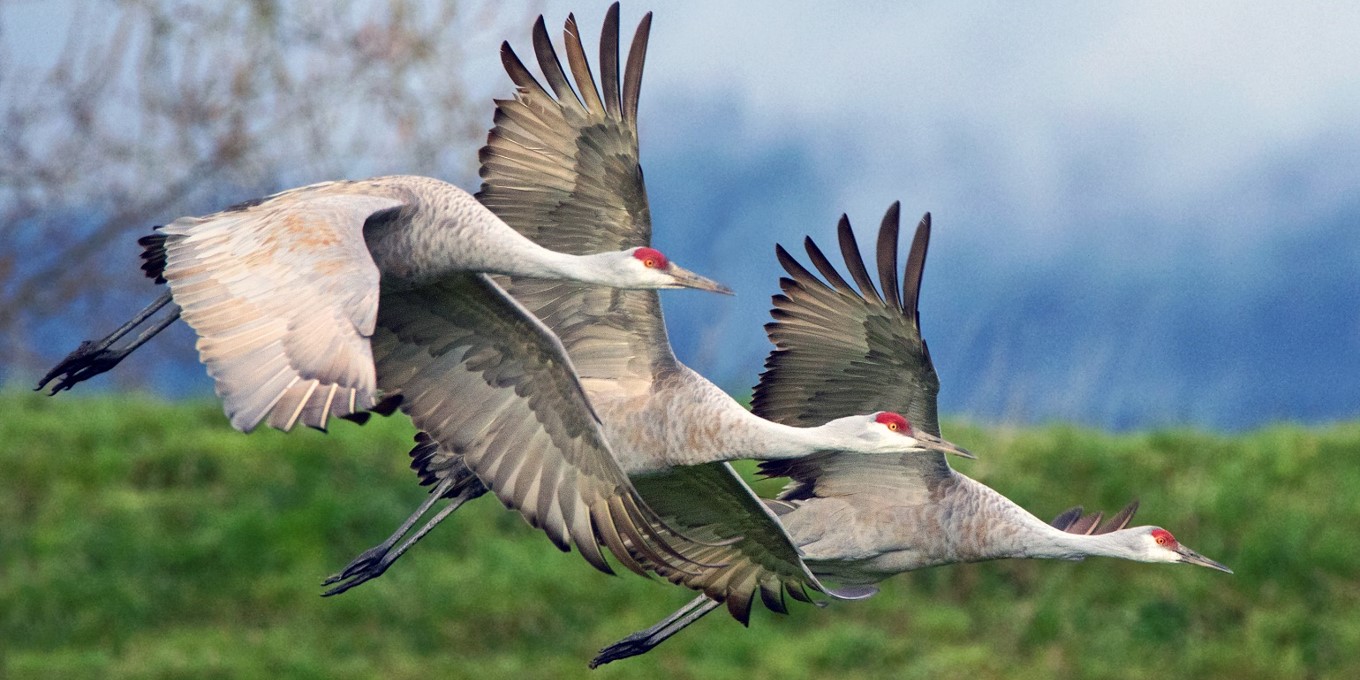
322, 476, 486, 596
37, 291, 179, 393
590, 595, 722, 668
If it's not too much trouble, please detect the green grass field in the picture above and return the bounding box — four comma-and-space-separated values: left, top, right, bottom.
2, 392, 1357, 679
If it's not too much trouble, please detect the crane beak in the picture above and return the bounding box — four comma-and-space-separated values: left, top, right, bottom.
914, 431, 975, 459
1174, 544, 1233, 574
666, 264, 734, 295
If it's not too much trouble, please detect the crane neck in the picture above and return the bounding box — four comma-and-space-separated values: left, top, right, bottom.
949, 477, 1143, 563
722, 408, 858, 459
531, 250, 631, 287
630, 378, 858, 470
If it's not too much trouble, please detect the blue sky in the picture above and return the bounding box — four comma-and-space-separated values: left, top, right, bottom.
6, 2, 1358, 429
564, 1, 1360, 428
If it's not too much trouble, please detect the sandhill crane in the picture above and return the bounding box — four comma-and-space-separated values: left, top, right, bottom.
589, 205, 1232, 666
320, 5, 971, 599
33, 172, 746, 577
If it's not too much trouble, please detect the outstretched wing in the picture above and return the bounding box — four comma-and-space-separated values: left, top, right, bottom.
475, 6, 825, 620
156, 182, 400, 432
756, 205, 947, 498
371, 273, 708, 578
628, 463, 825, 624
405, 445, 828, 624
478, 5, 675, 386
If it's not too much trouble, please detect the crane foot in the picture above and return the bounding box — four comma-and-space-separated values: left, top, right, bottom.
589, 630, 658, 668
36, 342, 133, 394
320, 545, 393, 597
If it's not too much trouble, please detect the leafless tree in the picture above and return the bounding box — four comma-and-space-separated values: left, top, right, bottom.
0, 0, 535, 384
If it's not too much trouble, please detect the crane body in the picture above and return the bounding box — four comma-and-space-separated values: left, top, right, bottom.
590, 206, 1231, 667
321, 6, 969, 611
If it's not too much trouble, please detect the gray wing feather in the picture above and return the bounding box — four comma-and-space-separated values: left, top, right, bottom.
629, 463, 824, 624
1051, 500, 1140, 535
160, 187, 401, 432
755, 207, 946, 498
371, 273, 705, 577
478, 8, 672, 383
476, 9, 828, 621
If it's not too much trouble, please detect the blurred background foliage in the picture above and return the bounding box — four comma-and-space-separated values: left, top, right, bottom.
3, 393, 1356, 679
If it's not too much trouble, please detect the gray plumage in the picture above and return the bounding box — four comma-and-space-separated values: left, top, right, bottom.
37, 167, 736, 582
590, 204, 1231, 667
322, 5, 971, 618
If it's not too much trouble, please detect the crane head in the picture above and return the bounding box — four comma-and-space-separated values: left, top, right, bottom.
613, 247, 733, 294
821, 411, 974, 459
1137, 527, 1233, 573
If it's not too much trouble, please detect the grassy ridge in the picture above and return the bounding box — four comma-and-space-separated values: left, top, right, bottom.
2, 392, 1357, 679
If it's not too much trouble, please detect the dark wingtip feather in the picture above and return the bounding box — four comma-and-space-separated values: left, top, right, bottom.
804, 236, 855, 294
759, 581, 788, 614
500, 40, 550, 99
835, 214, 881, 302
1070, 512, 1104, 535
563, 12, 605, 113
774, 243, 823, 292
1097, 499, 1140, 533
1050, 506, 1084, 531
600, 3, 622, 117
138, 231, 169, 284
726, 587, 755, 626
406, 431, 443, 488
902, 212, 931, 325
621, 10, 652, 123
876, 202, 902, 308
787, 583, 814, 604
337, 411, 371, 426
532, 13, 583, 108
1056, 500, 1140, 536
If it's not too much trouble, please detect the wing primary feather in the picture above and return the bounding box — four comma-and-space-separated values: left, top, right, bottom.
774, 244, 821, 290
280, 380, 319, 431
876, 201, 902, 309
803, 234, 855, 294
600, 3, 622, 117
531, 15, 585, 111
725, 578, 756, 625
500, 41, 553, 100
836, 214, 881, 302
1070, 511, 1103, 535
1050, 506, 1084, 531
902, 212, 931, 323
622, 11, 653, 123
787, 583, 814, 604
577, 521, 616, 574
759, 580, 788, 614
1097, 500, 1140, 533
617, 494, 705, 576
563, 13, 605, 113
595, 498, 649, 577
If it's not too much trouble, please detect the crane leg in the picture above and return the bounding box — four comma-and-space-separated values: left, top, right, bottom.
36, 291, 180, 394
321, 476, 487, 597
590, 595, 722, 668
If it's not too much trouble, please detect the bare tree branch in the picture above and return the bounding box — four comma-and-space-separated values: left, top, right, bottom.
0, 0, 538, 382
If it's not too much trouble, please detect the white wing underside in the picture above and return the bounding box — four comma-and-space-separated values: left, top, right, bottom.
160, 188, 402, 432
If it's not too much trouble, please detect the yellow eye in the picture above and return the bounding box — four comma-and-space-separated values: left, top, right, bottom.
644, 258, 656, 268
887, 422, 899, 431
